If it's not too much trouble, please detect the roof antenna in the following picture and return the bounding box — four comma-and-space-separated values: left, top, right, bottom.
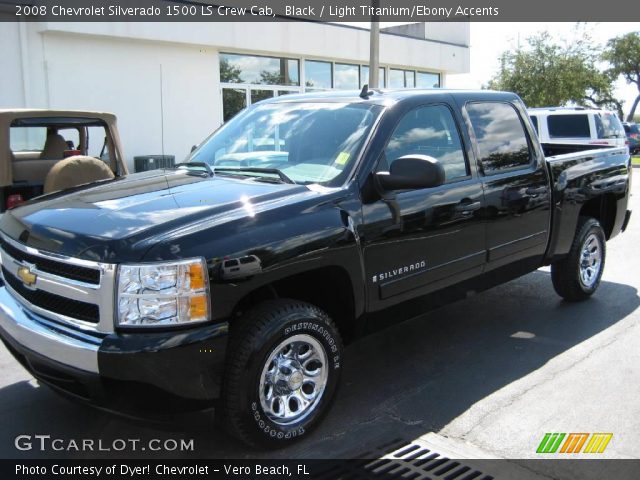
360, 84, 373, 99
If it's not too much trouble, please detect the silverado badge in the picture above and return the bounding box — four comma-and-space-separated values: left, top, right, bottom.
16, 265, 37, 287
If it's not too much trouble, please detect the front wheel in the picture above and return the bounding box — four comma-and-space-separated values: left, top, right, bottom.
551, 217, 606, 301
221, 299, 343, 448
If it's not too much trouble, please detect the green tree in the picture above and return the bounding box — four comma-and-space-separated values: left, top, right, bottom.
603, 32, 640, 121
488, 31, 621, 115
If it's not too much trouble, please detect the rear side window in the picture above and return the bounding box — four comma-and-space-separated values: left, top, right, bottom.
466, 102, 531, 174
595, 113, 625, 139
529, 115, 539, 134
9, 127, 47, 152
547, 114, 590, 138
384, 104, 469, 182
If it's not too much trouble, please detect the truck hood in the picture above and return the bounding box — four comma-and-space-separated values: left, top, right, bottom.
0, 170, 314, 262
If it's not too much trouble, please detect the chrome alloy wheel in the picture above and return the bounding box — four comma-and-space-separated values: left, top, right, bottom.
579, 233, 602, 288
258, 334, 329, 425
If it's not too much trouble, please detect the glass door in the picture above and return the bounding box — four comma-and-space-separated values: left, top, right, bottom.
222, 88, 247, 122
250, 89, 275, 105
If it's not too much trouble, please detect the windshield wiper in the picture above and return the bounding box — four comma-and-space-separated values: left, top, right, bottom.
173, 162, 214, 176
213, 167, 296, 184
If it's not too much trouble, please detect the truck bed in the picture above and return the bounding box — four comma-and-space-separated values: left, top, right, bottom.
544, 144, 631, 262
541, 142, 619, 158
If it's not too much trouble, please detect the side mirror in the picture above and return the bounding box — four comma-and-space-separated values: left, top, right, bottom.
376, 155, 445, 191
191, 145, 198, 153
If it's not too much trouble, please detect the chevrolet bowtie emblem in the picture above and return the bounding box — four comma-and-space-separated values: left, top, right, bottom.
17, 266, 37, 287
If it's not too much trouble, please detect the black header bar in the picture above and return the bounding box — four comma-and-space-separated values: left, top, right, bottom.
1, 0, 639, 22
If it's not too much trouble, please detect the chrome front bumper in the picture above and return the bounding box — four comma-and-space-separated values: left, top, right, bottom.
0, 286, 100, 373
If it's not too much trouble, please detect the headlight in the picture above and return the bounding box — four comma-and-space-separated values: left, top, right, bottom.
116, 258, 210, 328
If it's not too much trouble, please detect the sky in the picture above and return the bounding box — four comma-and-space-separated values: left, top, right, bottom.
346, 22, 639, 117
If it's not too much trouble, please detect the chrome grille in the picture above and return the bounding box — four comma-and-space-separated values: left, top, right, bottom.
2, 266, 100, 323
0, 233, 116, 333
0, 238, 100, 284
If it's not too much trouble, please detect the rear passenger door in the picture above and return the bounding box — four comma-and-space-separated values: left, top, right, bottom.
464, 101, 551, 271
361, 103, 486, 310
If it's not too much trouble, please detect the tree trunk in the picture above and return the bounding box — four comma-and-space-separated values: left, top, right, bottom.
627, 95, 640, 122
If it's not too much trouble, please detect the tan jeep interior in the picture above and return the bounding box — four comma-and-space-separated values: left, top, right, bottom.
11, 127, 79, 186
44, 156, 115, 194
8, 119, 116, 201
12, 129, 71, 185
41, 131, 68, 159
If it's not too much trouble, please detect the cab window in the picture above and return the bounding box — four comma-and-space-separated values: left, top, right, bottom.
383, 104, 469, 182
466, 102, 531, 175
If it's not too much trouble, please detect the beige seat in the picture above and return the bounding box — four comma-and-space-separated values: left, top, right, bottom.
44, 155, 115, 194
13, 157, 61, 184
40, 133, 67, 159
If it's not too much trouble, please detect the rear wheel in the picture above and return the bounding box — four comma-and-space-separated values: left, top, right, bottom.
221, 299, 342, 448
551, 217, 606, 301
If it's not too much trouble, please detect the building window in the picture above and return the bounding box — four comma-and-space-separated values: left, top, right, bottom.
389, 69, 416, 88
250, 89, 274, 105
360, 66, 386, 88
405, 70, 415, 88
389, 69, 405, 88
305, 60, 332, 89
334, 63, 360, 90
416, 72, 440, 89
388, 69, 440, 89
220, 53, 299, 86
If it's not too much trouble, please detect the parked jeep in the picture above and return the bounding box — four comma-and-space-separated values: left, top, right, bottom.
0, 109, 127, 211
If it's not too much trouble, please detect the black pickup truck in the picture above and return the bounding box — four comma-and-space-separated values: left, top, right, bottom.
0, 90, 632, 448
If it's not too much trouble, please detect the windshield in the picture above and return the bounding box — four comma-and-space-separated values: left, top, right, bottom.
595, 112, 625, 139
190, 102, 380, 185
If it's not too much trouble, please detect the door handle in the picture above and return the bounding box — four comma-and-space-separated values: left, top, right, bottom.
525, 187, 546, 197
455, 200, 482, 214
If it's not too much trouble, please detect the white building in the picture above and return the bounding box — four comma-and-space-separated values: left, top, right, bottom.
1, 21, 470, 169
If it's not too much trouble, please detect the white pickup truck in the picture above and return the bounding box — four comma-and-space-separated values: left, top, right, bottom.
528, 107, 627, 155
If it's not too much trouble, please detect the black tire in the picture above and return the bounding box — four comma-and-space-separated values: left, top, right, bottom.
551, 217, 606, 301
221, 299, 343, 448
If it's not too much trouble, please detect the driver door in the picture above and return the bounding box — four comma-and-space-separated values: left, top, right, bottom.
361, 103, 486, 311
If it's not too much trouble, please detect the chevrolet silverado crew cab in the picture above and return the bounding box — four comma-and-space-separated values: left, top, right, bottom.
0, 90, 632, 448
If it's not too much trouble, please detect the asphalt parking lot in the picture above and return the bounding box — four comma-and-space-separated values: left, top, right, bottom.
1, 178, 639, 473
